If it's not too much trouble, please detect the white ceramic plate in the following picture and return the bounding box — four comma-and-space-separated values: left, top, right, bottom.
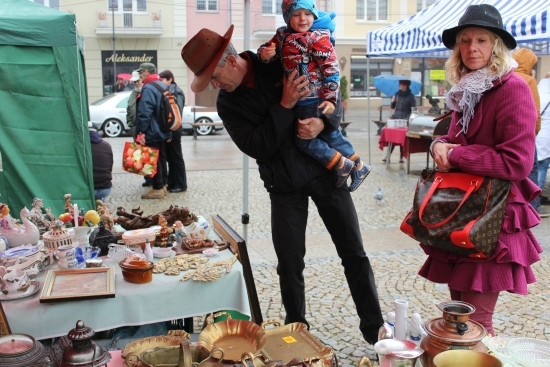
0, 245, 40, 259
0, 281, 40, 301
152, 247, 173, 258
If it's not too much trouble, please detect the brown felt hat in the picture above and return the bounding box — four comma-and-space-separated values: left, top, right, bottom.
442, 4, 516, 50
181, 25, 234, 93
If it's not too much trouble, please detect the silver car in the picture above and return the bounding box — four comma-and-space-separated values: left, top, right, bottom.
89, 91, 224, 137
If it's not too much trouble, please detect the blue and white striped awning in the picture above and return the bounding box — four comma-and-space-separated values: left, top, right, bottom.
367, 0, 550, 58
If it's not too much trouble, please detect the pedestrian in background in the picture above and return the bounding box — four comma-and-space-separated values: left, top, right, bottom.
424, 4, 542, 336
384, 80, 416, 163
135, 62, 171, 199
537, 72, 550, 204
181, 25, 384, 345
159, 70, 188, 193
512, 48, 548, 217
89, 126, 113, 203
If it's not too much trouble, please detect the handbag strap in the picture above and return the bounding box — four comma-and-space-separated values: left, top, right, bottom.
542, 99, 550, 116
418, 174, 480, 228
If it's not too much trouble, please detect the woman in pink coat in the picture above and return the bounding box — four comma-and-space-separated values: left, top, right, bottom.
422, 4, 542, 336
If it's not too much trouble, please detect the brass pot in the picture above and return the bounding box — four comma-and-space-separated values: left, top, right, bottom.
433, 350, 502, 367
420, 301, 487, 367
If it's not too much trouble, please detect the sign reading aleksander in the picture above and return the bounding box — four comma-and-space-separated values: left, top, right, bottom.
103, 53, 155, 63
101, 50, 157, 96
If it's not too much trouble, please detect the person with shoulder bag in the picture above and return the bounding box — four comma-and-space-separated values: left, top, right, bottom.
414, 4, 542, 336
159, 69, 188, 193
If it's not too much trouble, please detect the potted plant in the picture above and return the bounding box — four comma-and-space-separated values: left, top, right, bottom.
151, 12, 161, 27
97, 12, 107, 27
340, 75, 349, 121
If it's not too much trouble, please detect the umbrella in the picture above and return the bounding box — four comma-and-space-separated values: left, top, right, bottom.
373, 75, 422, 97
117, 73, 132, 80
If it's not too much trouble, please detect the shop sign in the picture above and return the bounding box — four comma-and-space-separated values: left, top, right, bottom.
430, 69, 446, 80
101, 50, 157, 95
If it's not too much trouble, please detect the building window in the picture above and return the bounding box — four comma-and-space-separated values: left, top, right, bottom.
108, 0, 147, 13
197, 0, 218, 12
34, 0, 60, 9
262, 0, 282, 14
350, 56, 393, 98
356, 0, 388, 21
416, 0, 436, 11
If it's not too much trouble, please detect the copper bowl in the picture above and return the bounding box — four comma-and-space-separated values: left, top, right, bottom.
433, 350, 502, 367
119, 256, 154, 284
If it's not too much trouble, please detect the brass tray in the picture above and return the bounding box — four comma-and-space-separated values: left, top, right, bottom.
260, 321, 333, 366
122, 335, 189, 367
198, 313, 267, 362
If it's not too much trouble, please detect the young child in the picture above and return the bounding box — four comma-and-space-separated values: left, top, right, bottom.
258, 0, 370, 191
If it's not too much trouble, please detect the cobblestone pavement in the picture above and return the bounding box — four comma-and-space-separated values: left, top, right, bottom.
105, 109, 550, 366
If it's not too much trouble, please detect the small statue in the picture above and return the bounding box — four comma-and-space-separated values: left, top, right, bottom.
157, 215, 172, 247
406, 313, 427, 345
174, 220, 185, 245
0, 203, 18, 230
44, 208, 56, 224
30, 197, 44, 219
98, 208, 114, 231
64, 194, 74, 214
378, 311, 395, 341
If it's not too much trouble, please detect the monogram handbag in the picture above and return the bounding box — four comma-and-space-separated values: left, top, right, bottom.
400, 169, 510, 258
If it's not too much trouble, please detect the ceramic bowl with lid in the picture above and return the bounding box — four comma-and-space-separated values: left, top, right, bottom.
119, 255, 154, 284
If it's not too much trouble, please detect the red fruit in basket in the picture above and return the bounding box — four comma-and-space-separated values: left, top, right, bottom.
78, 216, 85, 226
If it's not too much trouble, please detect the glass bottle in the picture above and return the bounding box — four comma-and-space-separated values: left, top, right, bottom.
144, 238, 154, 261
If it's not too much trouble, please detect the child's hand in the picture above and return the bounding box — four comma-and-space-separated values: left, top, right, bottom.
260, 44, 276, 61
318, 101, 335, 115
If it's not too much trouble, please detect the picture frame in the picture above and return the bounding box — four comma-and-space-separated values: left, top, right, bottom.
39, 267, 115, 303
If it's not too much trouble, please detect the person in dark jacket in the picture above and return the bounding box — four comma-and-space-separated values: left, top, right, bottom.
181, 26, 384, 344
135, 62, 172, 199
89, 128, 113, 202
384, 80, 416, 163
159, 69, 187, 193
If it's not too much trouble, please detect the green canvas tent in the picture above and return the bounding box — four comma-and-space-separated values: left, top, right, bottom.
0, 0, 94, 219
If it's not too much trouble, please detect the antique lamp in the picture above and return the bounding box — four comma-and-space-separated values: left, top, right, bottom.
60, 320, 111, 367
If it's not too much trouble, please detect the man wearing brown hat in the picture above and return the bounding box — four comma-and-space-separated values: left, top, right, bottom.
134, 62, 171, 199
181, 26, 384, 344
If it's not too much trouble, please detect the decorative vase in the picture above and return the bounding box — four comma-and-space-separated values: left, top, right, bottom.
88, 221, 116, 256
69, 226, 93, 247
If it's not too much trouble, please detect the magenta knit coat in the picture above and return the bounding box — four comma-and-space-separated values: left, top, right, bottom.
418, 71, 543, 295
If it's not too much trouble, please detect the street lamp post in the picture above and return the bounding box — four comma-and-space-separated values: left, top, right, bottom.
111, 0, 116, 93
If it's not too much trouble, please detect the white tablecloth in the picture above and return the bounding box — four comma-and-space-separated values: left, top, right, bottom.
3, 248, 251, 340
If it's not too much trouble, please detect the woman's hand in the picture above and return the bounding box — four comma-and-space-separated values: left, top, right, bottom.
432, 141, 460, 171
297, 117, 323, 139
281, 70, 309, 109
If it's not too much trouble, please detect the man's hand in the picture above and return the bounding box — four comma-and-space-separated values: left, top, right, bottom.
281, 70, 309, 109
318, 101, 335, 115
297, 117, 323, 139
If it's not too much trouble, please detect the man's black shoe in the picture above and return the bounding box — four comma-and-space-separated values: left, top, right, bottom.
168, 187, 187, 193
142, 181, 152, 187
541, 195, 550, 205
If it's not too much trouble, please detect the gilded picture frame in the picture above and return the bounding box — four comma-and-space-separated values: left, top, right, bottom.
39, 267, 115, 303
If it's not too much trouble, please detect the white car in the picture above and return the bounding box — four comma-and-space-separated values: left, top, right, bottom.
89, 91, 224, 137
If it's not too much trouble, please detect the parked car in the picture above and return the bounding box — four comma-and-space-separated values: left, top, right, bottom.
89, 91, 224, 137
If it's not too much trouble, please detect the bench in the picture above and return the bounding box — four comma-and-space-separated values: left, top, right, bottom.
191, 122, 224, 140
340, 121, 352, 136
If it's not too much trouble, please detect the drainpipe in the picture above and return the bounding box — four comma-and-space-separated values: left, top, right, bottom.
227, 0, 231, 28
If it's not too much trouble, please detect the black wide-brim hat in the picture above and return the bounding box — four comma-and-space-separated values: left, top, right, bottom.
442, 4, 516, 50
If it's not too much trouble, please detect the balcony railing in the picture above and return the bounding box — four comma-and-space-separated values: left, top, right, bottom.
96, 11, 163, 38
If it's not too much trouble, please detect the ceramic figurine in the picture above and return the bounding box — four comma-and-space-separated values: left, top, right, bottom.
378, 311, 395, 341
0, 203, 18, 230
44, 208, 56, 224
407, 313, 427, 345
174, 220, 185, 245
0, 207, 40, 248
64, 193, 74, 214
158, 215, 172, 247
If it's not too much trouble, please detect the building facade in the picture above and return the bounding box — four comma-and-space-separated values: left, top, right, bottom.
43, 0, 549, 109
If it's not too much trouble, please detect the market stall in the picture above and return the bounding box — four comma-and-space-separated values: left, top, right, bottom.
0, 0, 94, 214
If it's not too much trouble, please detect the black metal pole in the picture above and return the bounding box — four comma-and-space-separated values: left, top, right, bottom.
112, 2, 116, 93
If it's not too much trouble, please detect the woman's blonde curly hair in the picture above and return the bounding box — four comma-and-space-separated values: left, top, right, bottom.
445, 28, 514, 85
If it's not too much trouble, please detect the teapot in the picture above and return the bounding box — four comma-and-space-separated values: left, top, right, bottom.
0, 268, 30, 295
420, 301, 487, 367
